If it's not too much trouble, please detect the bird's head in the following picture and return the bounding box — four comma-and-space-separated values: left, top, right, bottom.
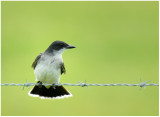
46, 41, 75, 55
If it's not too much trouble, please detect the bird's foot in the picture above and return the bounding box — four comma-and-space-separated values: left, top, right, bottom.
37, 81, 43, 88
52, 83, 56, 89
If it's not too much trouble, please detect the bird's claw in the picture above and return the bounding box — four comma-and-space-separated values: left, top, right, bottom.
52, 83, 56, 89
37, 81, 42, 88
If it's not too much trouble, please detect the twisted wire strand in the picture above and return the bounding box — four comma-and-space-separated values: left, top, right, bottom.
0, 80, 159, 88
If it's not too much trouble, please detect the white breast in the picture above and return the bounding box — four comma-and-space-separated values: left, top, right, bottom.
34, 54, 63, 84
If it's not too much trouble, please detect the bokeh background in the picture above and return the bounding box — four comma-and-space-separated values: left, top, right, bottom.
1, 1, 159, 116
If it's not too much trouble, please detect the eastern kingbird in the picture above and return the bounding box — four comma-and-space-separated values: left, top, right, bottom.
28, 41, 75, 99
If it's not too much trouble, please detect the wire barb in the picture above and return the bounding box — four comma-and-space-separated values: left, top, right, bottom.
78, 80, 87, 87
139, 78, 150, 89
78, 80, 89, 90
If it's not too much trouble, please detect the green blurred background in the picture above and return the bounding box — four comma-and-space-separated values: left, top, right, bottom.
1, 1, 159, 116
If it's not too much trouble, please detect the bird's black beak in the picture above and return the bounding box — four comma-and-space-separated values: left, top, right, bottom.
66, 45, 76, 49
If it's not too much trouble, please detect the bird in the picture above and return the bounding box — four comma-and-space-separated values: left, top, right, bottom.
28, 41, 75, 99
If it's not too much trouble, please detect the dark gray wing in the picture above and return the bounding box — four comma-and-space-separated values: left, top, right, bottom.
61, 63, 66, 74
32, 53, 42, 69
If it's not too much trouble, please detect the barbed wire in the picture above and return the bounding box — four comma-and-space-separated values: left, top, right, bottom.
0, 79, 159, 89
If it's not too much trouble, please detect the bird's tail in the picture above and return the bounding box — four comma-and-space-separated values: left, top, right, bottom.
28, 81, 72, 99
